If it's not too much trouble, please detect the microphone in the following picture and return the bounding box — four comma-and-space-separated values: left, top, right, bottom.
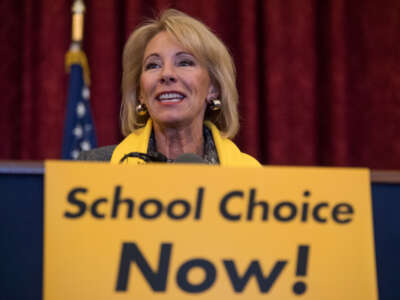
174, 153, 207, 164
119, 152, 207, 164
119, 152, 168, 163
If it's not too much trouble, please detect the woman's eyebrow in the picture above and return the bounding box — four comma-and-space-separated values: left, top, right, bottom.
176, 51, 193, 57
143, 52, 194, 64
143, 53, 160, 63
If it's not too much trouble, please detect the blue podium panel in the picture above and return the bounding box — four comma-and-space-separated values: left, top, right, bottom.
0, 163, 399, 300
372, 183, 400, 300
1, 172, 43, 300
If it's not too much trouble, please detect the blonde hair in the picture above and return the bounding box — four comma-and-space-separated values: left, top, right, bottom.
121, 9, 239, 138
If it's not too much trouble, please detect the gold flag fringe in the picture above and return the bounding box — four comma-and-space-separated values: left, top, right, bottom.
65, 49, 91, 86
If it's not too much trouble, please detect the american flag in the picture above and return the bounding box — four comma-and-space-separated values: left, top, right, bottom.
62, 54, 97, 159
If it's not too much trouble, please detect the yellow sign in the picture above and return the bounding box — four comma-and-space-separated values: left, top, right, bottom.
44, 161, 377, 300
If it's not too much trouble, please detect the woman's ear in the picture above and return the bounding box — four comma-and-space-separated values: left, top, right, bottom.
137, 91, 144, 104
207, 84, 219, 102
137, 85, 144, 103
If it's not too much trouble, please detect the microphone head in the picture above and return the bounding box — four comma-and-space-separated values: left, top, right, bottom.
174, 153, 207, 164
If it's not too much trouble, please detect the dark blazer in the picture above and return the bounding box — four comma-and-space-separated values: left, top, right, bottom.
77, 145, 116, 161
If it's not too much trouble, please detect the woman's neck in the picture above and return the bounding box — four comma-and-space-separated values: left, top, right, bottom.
152, 121, 204, 160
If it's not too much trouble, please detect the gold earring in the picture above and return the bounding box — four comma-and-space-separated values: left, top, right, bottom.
209, 99, 221, 111
136, 103, 148, 116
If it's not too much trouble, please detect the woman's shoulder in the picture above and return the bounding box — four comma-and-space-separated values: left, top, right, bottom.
220, 138, 262, 167
77, 145, 117, 161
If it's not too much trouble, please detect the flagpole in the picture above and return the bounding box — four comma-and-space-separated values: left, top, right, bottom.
65, 0, 90, 86
71, 0, 86, 46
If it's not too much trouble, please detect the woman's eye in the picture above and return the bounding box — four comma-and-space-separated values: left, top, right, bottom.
144, 62, 159, 70
178, 59, 195, 67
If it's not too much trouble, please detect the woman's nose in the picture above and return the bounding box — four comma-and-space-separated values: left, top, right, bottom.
160, 64, 177, 84
160, 75, 177, 84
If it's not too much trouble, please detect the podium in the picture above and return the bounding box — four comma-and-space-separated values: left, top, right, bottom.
1, 161, 399, 300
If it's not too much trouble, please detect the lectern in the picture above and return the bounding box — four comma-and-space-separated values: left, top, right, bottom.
1, 162, 399, 300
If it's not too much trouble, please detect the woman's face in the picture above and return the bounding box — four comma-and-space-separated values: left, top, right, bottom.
140, 31, 214, 129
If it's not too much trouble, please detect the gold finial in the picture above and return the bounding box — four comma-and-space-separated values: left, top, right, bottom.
72, 0, 85, 14
71, 0, 86, 43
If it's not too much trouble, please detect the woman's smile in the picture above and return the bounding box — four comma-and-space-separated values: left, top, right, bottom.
155, 91, 186, 103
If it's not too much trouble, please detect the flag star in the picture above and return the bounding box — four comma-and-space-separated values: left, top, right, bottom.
80, 140, 91, 151
76, 102, 86, 117
73, 125, 83, 138
84, 124, 92, 131
71, 150, 79, 159
82, 86, 90, 100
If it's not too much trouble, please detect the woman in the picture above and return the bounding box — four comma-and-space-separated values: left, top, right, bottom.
80, 9, 260, 166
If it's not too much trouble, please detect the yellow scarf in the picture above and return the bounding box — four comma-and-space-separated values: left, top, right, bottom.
111, 119, 261, 167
